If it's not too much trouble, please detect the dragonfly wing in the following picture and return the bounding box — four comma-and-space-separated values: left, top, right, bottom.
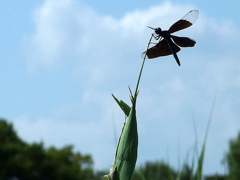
171, 35, 196, 47
168, 10, 199, 33
146, 39, 180, 59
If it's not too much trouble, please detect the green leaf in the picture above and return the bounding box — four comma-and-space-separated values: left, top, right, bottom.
112, 94, 131, 116
195, 143, 205, 180
195, 96, 215, 180
104, 106, 138, 180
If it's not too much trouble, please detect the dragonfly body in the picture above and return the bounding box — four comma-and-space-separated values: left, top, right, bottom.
152, 28, 181, 65
145, 10, 199, 66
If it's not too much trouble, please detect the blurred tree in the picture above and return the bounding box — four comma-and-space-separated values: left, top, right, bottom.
0, 119, 26, 179
178, 164, 192, 180
44, 145, 94, 180
204, 174, 226, 180
132, 161, 176, 180
226, 132, 240, 180
0, 119, 95, 180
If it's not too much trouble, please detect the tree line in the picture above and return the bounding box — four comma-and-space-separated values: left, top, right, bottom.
0, 119, 239, 180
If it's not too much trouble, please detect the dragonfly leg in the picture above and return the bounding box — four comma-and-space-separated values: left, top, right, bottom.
152, 33, 160, 40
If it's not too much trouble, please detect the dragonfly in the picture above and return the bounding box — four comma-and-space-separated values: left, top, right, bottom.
145, 10, 199, 66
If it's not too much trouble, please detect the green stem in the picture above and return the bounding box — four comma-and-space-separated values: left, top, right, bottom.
133, 35, 153, 104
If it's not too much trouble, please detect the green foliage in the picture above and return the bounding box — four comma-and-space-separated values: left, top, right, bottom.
104, 94, 138, 180
194, 143, 205, 180
133, 161, 176, 180
45, 146, 94, 180
226, 132, 240, 180
0, 120, 23, 144
204, 174, 227, 180
177, 164, 193, 180
194, 97, 215, 180
0, 118, 95, 180
112, 94, 131, 117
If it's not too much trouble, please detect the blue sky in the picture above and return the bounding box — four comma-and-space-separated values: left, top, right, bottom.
1, 0, 240, 176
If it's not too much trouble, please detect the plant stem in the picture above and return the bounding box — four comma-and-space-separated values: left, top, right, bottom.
133, 35, 153, 104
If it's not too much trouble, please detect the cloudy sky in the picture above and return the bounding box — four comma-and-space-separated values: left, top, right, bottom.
1, 0, 240, 176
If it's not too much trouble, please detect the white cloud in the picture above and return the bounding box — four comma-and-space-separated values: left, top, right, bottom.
20, 0, 240, 175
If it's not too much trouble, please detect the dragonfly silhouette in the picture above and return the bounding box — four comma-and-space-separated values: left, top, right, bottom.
145, 10, 199, 66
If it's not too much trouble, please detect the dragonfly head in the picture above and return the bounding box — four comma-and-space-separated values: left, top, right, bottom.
147, 26, 162, 34
154, 27, 162, 34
